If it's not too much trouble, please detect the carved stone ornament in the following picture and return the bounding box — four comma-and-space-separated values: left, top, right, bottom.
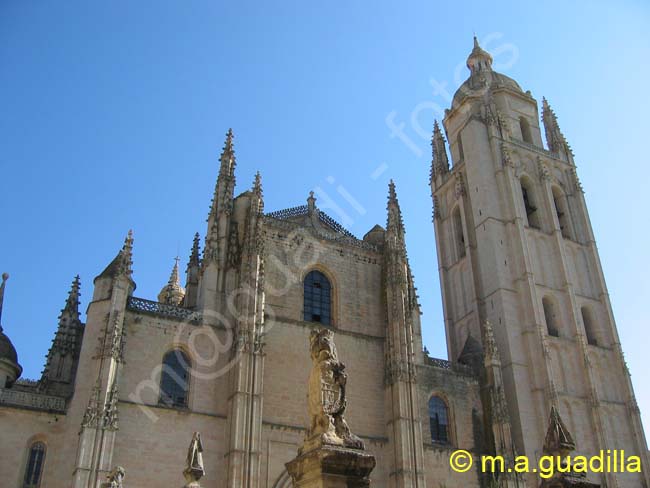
100, 466, 125, 488
304, 328, 364, 451
183, 432, 205, 488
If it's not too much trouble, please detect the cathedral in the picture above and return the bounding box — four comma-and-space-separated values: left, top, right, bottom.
0, 38, 648, 488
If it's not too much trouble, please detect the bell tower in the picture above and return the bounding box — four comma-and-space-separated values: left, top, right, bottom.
431, 37, 649, 487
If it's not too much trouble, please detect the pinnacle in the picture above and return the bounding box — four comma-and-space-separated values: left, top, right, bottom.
63, 275, 81, 315
189, 232, 201, 267
253, 171, 263, 195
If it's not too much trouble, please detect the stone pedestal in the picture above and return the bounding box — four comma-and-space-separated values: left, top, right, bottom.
285, 444, 376, 488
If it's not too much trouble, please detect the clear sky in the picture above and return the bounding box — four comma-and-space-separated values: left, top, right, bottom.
1, 1, 648, 438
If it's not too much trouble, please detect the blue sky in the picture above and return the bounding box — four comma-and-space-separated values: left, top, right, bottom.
1, 1, 648, 437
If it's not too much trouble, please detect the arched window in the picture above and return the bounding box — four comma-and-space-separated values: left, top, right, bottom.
452, 206, 466, 260
159, 349, 190, 408
520, 178, 540, 229
304, 270, 332, 325
552, 186, 573, 240
519, 117, 532, 143
542, 296, 559, 337
457, 133, 465, 162
429, 396, 450, 444
23, 442, 46, 488
581, 307, 598, 346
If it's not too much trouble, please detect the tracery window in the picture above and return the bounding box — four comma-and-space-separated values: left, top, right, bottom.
159, 349, 190, 408
23, 442, 46, 488
429, 396, 450, 444
303, 270, 332, 325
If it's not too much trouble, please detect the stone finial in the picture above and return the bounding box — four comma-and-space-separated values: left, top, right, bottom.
100, 466, 125, 488
543, 405, 576, 456
304, 328, 364, 450
0, 272, 8, 330
183, 432, 205, 487
158, 257, 185, 306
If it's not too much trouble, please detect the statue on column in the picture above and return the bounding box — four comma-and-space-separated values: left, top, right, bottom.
100, 466, 125, 488
183, 432, 205, 488
305, 328, 363, 450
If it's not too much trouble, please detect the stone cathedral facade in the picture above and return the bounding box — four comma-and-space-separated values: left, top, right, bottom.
0, 39, 648, 488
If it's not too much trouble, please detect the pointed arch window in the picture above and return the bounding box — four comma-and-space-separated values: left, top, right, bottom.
304, 270, 332, 325
159, 349, 190, 408
542, 296, 559, 337
428, 396, 450, 444
519, 117, 532, 143
23, 442, 46, 488
451, 206, 466, 260
520, 178, 540, 229
581, 306, 598, 346
551, 186, 573, 240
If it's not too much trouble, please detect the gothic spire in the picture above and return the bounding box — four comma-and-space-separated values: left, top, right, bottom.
252, 171, 264, 214
158, 257, 185, 306
95, 230, 134, 282
40, 275, 85, 396
63, 275, 81, 319
183, 233, 201, 309
386, 180, 407, 254
430, 120, 450, 180
207, 129, 237, 232
542, 98, 571, 157
188, 232, 201, 268
219, 128, 236, 178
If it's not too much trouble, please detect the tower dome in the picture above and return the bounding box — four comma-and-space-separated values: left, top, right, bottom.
0, 273, 22, 387
158, 258, 186, 306
452, 36, 523, 108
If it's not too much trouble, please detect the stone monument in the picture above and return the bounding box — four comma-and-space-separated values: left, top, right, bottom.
285, 328, 376, 487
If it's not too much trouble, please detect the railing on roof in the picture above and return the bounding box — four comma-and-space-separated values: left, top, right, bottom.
265, 206, 356, 239
266, 205, 309, 220
0, 387, 66, 413
127, 296, 201, 323
424, 355, 474, 375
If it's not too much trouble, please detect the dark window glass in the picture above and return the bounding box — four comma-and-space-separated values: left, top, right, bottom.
304, 270, 332, 325
159, 349, 190, 408
23, 442, 46, 488
429, 396, 449, 444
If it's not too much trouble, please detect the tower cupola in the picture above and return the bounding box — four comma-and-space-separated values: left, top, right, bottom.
466, 36, 493, 73
0, 273, 22, 388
